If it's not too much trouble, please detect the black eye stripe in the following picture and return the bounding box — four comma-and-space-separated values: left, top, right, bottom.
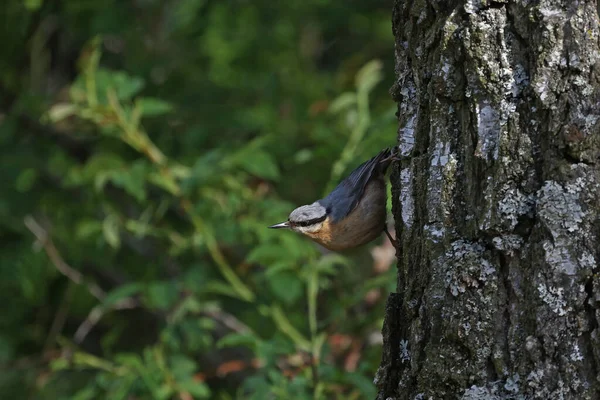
290, 215, 327, 227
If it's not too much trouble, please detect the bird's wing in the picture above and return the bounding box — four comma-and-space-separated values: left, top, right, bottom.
322, 147, 393, 222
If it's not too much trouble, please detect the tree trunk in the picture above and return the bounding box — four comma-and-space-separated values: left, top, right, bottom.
377, 1, 600, 399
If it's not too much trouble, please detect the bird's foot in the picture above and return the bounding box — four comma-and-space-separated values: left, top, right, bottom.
383, 225, 397, 248
379, 146, 404, 165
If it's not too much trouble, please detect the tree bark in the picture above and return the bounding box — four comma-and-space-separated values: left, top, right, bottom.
377, 1, 600, 399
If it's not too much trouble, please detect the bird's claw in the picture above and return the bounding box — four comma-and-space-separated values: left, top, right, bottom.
378, 146, 404, 165
383, 225, 397, 248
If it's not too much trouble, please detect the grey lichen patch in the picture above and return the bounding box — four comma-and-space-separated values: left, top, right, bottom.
397, 79, 417, 156
415, 238, 505, 391
536, 180, 585, 240
533, 169, 596, 388
497, 186, 535, 231
444, 240, 497, 297
475, 103, 501, 161
424, 223, 446, 244
399, 113, 416, 156
570, 343, 584, 362
461, 373, 525, 400
577, 251, 596, 270
530, 4, 567, 107
542, 240, 579, 275
441, 152, 458, 221
461, 384, 502, 400
535, 171, 599, 288
525, 368, 577, 399
537, 283, 571, 316
400, 167, 414, 228
431, 140, 451, 168
531, 1, 600, 109
462, 7, 517, 96
393, 34, 418, 157
400, 339, 410, 362
427, 132, 458, 224
492, 235, 523, 256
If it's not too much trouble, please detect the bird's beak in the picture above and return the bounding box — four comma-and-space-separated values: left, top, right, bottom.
268, 221, 290, 229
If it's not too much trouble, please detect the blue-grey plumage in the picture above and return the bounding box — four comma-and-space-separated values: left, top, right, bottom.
269, 148, 395, 251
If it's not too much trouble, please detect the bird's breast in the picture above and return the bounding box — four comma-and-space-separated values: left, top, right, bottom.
306, 179, 387, 251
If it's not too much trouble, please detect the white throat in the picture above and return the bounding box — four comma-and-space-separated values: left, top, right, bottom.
293, 221, 324, 234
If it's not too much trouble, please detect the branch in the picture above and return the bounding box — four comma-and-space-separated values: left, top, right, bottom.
24, 215, 138, 344
24, 215, 106, 301
202, 307, 251, 334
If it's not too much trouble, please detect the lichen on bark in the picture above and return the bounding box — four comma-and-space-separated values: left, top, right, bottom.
378, 1, 600, 399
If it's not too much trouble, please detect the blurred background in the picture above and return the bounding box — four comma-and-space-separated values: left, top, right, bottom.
0, 0, 397, 398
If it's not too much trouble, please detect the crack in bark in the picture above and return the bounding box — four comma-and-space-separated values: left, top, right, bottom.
583, 276, 599, 376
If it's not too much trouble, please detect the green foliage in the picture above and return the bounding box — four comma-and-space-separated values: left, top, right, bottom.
1, 0, 396, 398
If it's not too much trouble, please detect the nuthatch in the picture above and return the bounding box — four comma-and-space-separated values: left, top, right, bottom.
269, 148, 396, 251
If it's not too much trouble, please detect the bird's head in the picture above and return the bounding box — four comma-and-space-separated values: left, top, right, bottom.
269, 202, 328, 237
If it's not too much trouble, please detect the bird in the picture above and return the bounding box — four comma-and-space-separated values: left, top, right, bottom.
268, 148, 397, 251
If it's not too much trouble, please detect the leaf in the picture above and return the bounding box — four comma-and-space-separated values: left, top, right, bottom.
294, 149, 313, 164
114, 353, 145, 370
72, 387, 97, 400
329, 92, 356, 114
246, 244, 289, 264
264, 261, 295, 277
24, 0, 43, 11
238, 150, 280, 180
174, 0, 208, 30
102, 283, 142, 308
177, 319, 214, 351
315, 253, 350, 275
243, 376, 271, 399
169, 295, 203, 323
153, 384, 173, 400
47, 103, 78, 123
15, 168, 37, 192
169, 354, 197, 380
355, 59, 383, 93
136, 97, 173, 116
143, 281, 180, 310
72, 68, 145, 105
71, 153, 124, 187
202, 281, 243, 299
97, 69, 145, 101
0, 335, 14, 364
180, 151, 222, 193
109, 161, 148, 202
106, 375, 135, 400
76, 219, 103, 239
223, 140, 280, 181
270, 305, 311, 351
217, 333, 258, 349
267, 271, 303, 305
344, 372, 377, 398
50, 357, 69, 371
148, 172, 180, 195
177, 380, 211, 398
181, 265, 209, 293
102, 215, 121, 249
